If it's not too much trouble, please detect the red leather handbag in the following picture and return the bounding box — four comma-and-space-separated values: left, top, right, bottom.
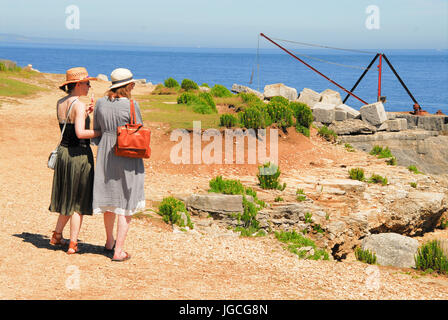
114, 100, 151, 159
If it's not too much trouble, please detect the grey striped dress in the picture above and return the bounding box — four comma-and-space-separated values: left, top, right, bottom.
92, 97, 145, 215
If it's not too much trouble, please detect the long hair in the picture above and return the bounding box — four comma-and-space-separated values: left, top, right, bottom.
106, 83, 133, 101
59, 82, 77, 94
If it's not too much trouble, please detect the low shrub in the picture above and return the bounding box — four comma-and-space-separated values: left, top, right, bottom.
295, 124, 310, 137
210, 84, 233, 98
296, 189, 306, 202
200, 83, 210, 88
257, 162, 286, 191
386, 157, 397, 165
317, 125, 337, 142
274, 196, 284, 202
349, 168, 365, 181
238, 92, 262, 105
289, 102, 313, 128
151, 84, 177, 95
181, 78, 199, 91
266, 101, 293, 130
368, 174, 388, 186
158, 197, 194, 229
239, 106, 266, 129
410, 182, 417, 188
177, 92, 216, 114
198, 92, 216, 110
304, 212, 313, 224
355, 247, 377, 264
414, 240, 448, 274
344, 143, 355, 152
408, 165, 423, 174
209, 176, 245, 195
219, 114, 239, 128
370, 145, 393, 159
164, 77, 180, 88
275, 230, 329, 260
269, 96, 289, 106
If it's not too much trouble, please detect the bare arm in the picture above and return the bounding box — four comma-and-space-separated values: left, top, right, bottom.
74, 101, 101, 139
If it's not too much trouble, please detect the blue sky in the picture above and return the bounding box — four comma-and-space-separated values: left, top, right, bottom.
0, 0, 447, 49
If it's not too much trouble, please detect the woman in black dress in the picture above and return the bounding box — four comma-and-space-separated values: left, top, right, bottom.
49, 67, 100, 254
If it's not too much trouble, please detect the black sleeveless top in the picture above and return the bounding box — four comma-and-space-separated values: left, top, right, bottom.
59, 117, 91, 147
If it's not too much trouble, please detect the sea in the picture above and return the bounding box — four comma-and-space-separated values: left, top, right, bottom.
1, 42, 447, 114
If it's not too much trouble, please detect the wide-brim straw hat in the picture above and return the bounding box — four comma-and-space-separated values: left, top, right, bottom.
59, 67, 96, 89
109, 68, 137, 90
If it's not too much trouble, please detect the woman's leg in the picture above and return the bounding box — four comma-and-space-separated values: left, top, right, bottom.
104, 211, 116, 249
54, 214, 70, 233
113, 215, 132, 260
69, 212, 83, 243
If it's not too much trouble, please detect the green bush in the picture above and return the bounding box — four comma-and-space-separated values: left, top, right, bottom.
151, 83, 177, 95
344, 143, 355, 152
158, 197, 194, 229
296, 189, 306, 202
181, 78, 199, 91
349, 168, 365, 181
274, 196, 284, 202
164, 77, 180, 88
209, 176, 245, 195
386, 157, 397, 165
289, 102, 313, 128
257, 162, 286, 191
177, 91, 216, 114
198, 92, 216, 110
317, 125, 337, 142
414, 240, 448, 274
410, 182, 417, 188
304, 212, 313, 224
269, 96, 289, 106
295, 124, 310, 137
355, 247, 377, 264
275, 230, 329, 260
239, 106, 266, 129
238, 92, 262, 105
200, 83, 210, 88
210, 84, 233, 98
368, 174, 388, 186
219, 114, 239, 128
408, 165, 423, 174
370, 145, 393, 159
266, 101, 293, 130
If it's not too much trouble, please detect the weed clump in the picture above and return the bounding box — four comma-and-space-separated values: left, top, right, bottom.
368, 174, 388, 186
408, 165, 423, 174
317, 125, 337, 142
164, 77, 180, 88
210, 84, 233, 98
158, 197, 194, 229
349, 168, 365, 181
355, 247, 377, 264
219, 114, 239, 128
275, 230, 329, 260
257, 162, 286, 191
414, 240, 448, 274
181, 78, 199, 91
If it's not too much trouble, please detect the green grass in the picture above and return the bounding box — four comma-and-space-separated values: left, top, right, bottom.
355, 247, 377, 264
368, 174, 388, 186
408, 165, 423, 174
275, 230, 329, 260
414, 240, 448, 274
137, 94, 220, 129
0, 70, 46, 97
348, 168, 365, 181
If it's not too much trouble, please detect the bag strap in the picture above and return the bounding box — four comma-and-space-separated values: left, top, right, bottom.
57, 98, 78, 146
129, 99, 137, 125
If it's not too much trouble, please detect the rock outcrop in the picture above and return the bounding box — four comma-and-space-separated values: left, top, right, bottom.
264, 83, 298, 101
361, 233, 420, 268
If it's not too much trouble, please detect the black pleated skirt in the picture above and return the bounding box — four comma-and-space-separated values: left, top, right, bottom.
49, 144, 94, 216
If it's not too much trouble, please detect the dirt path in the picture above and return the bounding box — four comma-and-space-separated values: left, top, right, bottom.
0, 74, 447, 300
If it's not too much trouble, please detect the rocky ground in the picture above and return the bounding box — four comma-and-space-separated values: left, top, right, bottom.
0, 72, 447, 300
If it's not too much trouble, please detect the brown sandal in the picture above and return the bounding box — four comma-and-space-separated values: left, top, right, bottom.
50, 231, 67, 246
67, 241, 78, 254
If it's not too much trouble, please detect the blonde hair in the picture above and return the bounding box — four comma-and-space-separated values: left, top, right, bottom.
106, 83, 133, 101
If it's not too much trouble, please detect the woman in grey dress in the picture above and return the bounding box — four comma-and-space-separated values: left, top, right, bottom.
92, 68, 145, 262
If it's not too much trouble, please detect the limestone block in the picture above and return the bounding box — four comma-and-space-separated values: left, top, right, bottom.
387, 119, 402, 132
417, 116, 444, 131
335, 104, 361, 119
186, 194, 244, 213
231, 84, 263, 100
361, 233, 419, 268
297, 88, 321, 108
319, 89, 343, 106
335, 110, 347, 121
312, 103, 335, 124
264, 83, 298, 101
360, 102, 387, 125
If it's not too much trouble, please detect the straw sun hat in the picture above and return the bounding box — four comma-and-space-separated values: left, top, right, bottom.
59, 67, 96, 89
109, 68, 137, 90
